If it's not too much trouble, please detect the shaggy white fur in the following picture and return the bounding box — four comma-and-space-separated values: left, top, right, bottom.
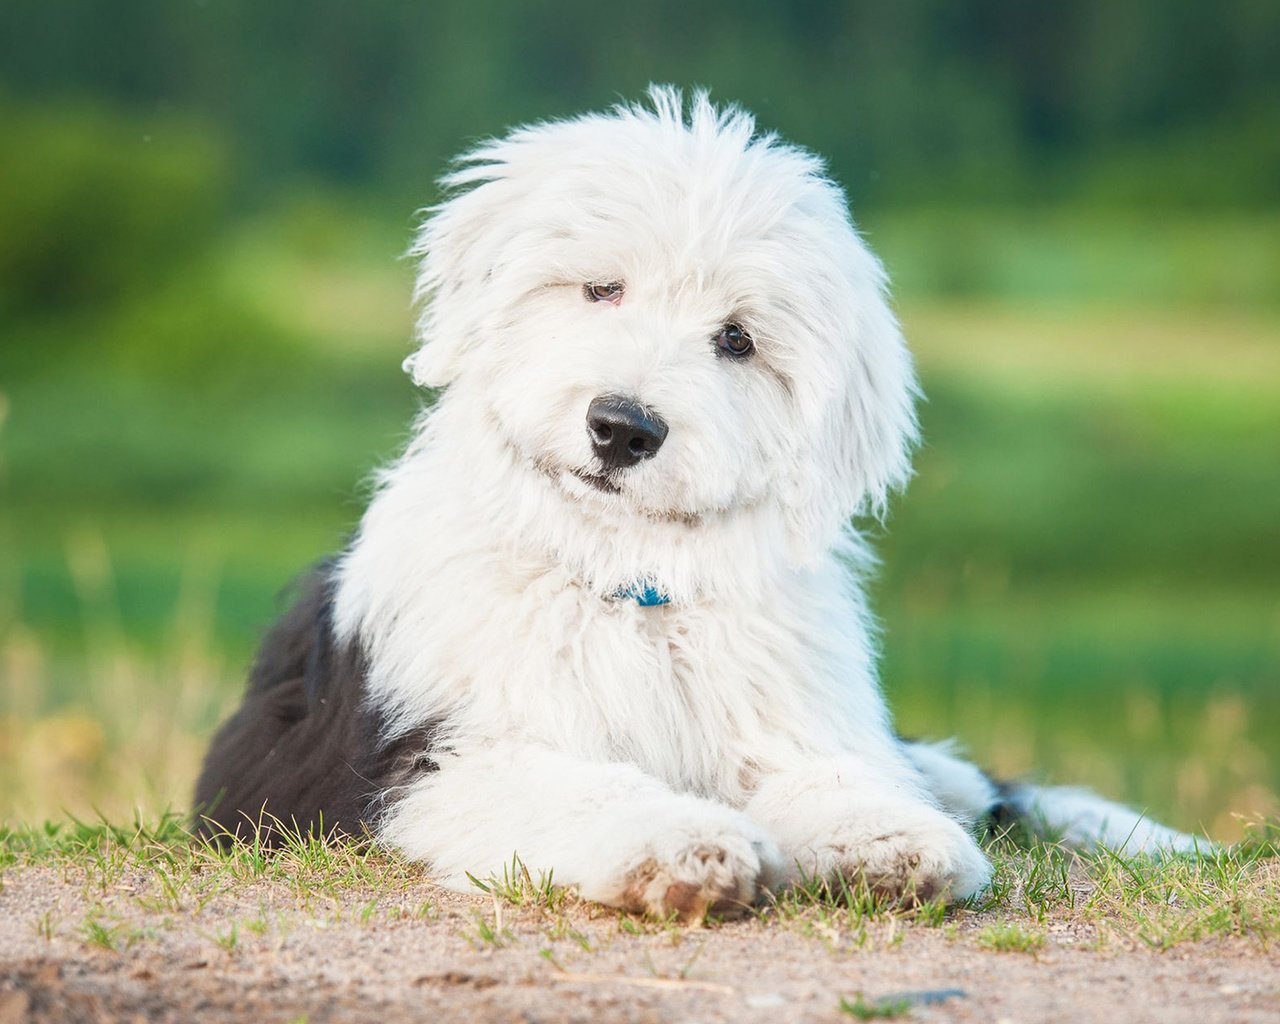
333, 87, 1197, 918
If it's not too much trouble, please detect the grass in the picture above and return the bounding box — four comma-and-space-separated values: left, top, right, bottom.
839, 992, 914, 1019
1, 815, 1276, 959
79, 912, 125, 951
975, 920, 1046, 954
839, 988, 967, 1018
0, 813, 423, 908
467, 855, 568, 913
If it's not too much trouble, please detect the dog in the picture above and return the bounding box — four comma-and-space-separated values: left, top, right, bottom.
195, 87, 1200, 919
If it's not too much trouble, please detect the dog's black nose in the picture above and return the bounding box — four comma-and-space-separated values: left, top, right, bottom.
586, 395, 668, 469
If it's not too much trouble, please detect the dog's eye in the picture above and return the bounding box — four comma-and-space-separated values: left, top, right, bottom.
714, 323, 754, 359
584, 281, 624, 305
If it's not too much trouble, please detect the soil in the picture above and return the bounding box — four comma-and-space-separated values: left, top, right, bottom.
1, 866, 1277, 1024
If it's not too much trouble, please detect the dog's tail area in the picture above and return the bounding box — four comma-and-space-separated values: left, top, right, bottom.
902, 738, 1208, 855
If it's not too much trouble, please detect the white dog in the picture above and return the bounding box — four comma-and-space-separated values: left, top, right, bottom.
196, 88, 1200, 920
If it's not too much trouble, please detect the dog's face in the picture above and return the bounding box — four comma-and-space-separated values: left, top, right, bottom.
406, 89, 918, 570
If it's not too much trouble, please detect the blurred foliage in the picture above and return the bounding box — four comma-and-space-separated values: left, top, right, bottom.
0, 98, 228, 330
2, 0, 1278, 208
0, 2, 1277, 828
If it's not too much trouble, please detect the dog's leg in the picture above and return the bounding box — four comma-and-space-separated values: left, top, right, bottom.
1004, 784, 1208, 854
745, 755, 992, 903
901, 739, 1207, 855
897, 739, 1000, 825
378, 741, 786, 921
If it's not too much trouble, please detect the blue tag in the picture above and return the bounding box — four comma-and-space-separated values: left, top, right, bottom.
614, 582, 670, 606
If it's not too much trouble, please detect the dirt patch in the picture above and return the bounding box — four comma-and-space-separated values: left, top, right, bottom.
1, 866, 1277, 1023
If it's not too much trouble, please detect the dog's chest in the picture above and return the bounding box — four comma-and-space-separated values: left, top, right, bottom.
429, 584, 842, 798
342, 487, 874, 800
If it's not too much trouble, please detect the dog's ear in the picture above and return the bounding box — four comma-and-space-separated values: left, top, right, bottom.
782, 233, 920, 565
402, 162, 517, 388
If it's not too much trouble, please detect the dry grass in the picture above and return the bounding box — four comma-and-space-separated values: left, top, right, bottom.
0, 531, 236, 823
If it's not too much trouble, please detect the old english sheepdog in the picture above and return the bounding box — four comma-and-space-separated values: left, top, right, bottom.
196, 88, 1201, 918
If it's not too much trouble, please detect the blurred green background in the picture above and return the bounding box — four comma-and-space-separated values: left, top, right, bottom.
1, 0, 1277, 835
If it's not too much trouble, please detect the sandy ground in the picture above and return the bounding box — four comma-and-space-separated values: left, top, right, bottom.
1, 866, 1277, 1024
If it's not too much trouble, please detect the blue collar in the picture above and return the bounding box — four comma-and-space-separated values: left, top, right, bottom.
612, 582, 671, 607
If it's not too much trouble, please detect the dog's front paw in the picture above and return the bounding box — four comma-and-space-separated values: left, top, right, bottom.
798, 803, 990, 903
587, 809, 784, 922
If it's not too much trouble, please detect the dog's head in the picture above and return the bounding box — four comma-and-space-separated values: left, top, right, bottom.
405, 87, 917, 581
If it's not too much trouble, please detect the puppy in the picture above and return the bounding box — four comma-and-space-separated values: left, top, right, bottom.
196, 88, 1199, 920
